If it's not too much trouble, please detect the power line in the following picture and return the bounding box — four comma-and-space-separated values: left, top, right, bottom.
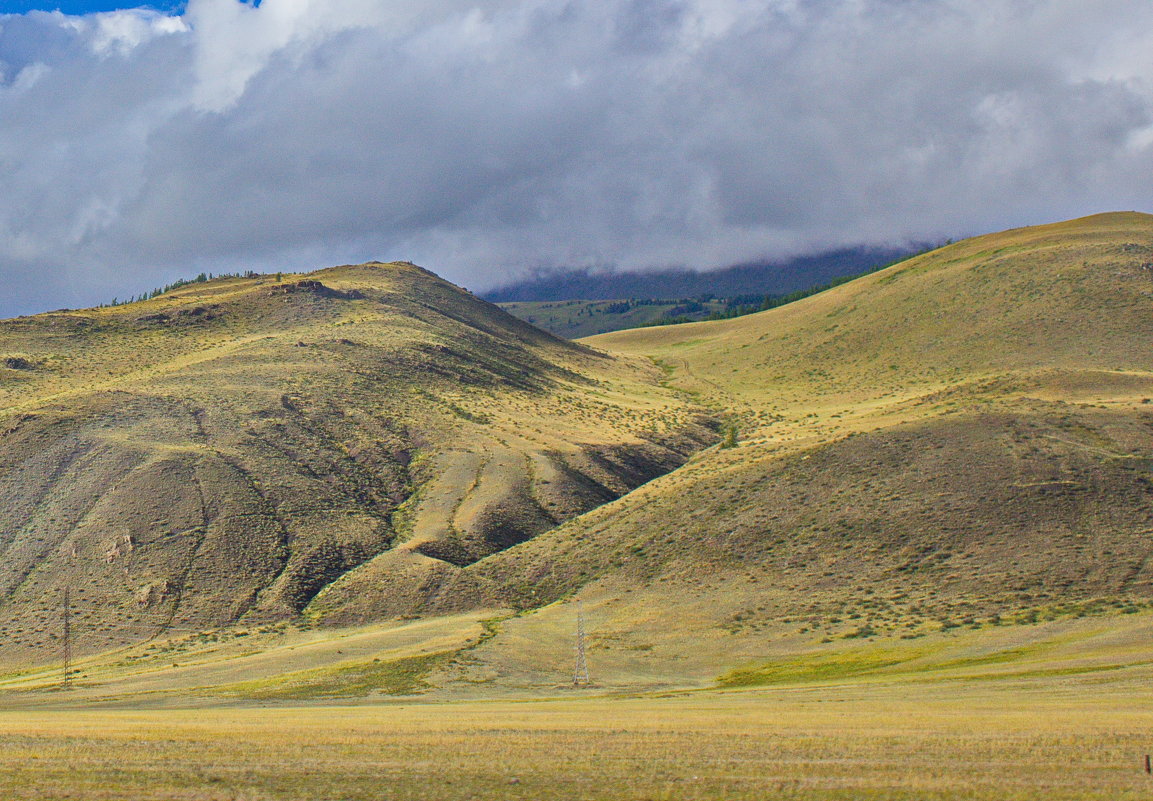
0, 603, 257, 666
573, 599, 589, 687
61, 588, 72, 690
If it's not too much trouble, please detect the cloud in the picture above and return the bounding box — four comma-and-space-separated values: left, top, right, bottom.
0, 0, 1151, 315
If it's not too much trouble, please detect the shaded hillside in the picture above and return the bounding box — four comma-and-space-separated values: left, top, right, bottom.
388, 212, 1153, 689
0, 263, 715, 663
498, 253, 923, 339
472, 399, 1153, 617
497, 298, 733, 339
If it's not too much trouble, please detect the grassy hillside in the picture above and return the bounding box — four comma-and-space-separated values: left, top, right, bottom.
5, 211, 1153, 707
385, 212, 1153, 690
498, 298, 733, 338
590, 211, 1153, 417
0, 262, 714, 665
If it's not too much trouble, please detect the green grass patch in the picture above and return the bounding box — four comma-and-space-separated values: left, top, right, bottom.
717, 645, 935, 687
217, 651, 453, 700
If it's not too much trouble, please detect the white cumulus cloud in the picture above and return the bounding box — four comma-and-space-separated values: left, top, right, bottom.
0, 0, 1151, 315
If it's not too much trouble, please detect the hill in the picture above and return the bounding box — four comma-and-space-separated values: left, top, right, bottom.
382, 211, 1153, 692
0, 263, 715, 665
5, 213, 1153, 703
3, 219, 1153, 801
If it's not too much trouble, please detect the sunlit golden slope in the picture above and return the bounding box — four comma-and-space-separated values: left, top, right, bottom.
6, 213, 1153, 699
390, 212, 1153, 692
0, 263, 714, 664
590, 211, 1153, 444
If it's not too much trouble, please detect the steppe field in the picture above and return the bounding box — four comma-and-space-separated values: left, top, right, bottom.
0, 1, 1150, 797
1, 674, 1151, 800
2, 604, 1153, 800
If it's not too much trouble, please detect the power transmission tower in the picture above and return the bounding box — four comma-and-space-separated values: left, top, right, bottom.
61, 588, 72, 690
573, 600, 589, 687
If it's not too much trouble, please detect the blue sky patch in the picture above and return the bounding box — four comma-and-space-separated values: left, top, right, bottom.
0, 2, 186, 14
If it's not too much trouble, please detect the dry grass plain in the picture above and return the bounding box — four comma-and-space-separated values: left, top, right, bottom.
1, 675, 1152, 801
0, 605, 1152, 799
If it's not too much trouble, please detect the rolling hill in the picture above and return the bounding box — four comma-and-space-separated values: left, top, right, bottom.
4, 212, 1153, 704
0, 262, 715, 665
392, 211, 1153, 693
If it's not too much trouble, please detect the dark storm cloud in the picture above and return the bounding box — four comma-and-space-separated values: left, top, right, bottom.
0, 0, 1151, 315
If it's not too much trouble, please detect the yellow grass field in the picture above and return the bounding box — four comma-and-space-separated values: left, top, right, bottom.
1, 675, 1151, 801
1, 606, 1152, 799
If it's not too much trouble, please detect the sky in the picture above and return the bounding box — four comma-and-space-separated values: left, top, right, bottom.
0, 0, 1151, 317
0, 2, 182, 13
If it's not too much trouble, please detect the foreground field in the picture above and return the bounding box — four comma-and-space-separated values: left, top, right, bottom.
1, 675, 1151, 801
4, 607, 1152, 798
6, 597, 1153, 706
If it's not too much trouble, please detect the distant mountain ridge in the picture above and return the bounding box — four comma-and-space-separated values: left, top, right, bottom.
484, 246, 918, 302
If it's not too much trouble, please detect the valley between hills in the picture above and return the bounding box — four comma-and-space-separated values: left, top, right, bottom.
1, 213, 1153, 799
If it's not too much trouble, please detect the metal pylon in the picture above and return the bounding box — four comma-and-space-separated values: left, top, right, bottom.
62, 587, 72, 689
573, 600, 589, 687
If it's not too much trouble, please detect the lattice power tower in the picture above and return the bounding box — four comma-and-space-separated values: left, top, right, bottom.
573, 600, 590, 686
61, 587, 72, 689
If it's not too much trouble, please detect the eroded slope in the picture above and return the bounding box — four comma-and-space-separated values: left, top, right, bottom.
0, 263, 714, 663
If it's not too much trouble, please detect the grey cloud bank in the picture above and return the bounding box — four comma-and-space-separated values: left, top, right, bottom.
0, 0, 1150, 316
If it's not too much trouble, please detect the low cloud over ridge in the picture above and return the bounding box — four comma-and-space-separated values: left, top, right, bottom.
0, 0, 1151, 315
